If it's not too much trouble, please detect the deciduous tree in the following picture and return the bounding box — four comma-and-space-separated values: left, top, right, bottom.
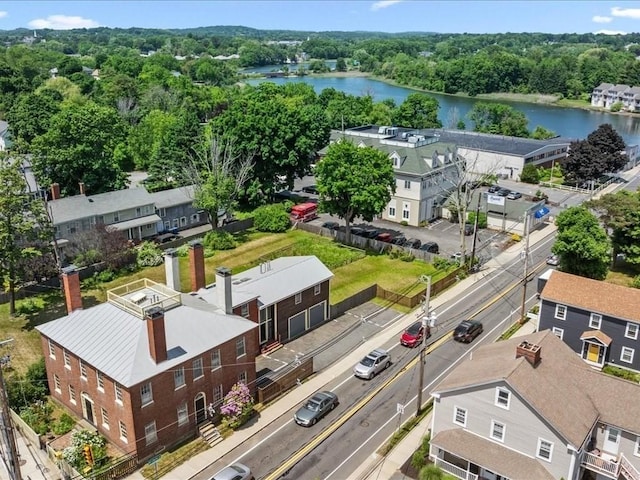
315, 140, 395, 241
393, 92, 442, 129
552, 206, 610, 280
586, 123, 627, 173
469, 102, 529, 137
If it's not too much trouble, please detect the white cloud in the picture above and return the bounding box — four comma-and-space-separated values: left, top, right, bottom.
0, 11, 8, 19
371, 0, 402, 12
592, 15, 612, 23
595, 29, 627, 35
28, 15, 99, 30
611, 6, 640, 19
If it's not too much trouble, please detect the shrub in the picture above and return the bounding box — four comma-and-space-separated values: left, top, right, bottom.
467, 211, 487, 229
631, 275, 640, 289
20, 402, 52, 435
611, 101, 623, 113
52, 413, 76, 436
16, 298, 42, 315
400, 220, 409, 226
603, 365, 640, 382
73, 249, 102, 267
520, 163, 540, 184
220, 382, 254, 430
136, 241, 163, 267
63, 430, 107, 471
432, 257, 453, 270
203, 229, 236, 250
253, 204, 291, 233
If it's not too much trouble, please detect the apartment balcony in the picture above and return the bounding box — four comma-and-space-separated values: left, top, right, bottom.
581, 450, 640, 480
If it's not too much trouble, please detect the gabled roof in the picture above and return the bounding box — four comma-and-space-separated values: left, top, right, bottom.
610, 84, 630, 92
433, 330, 640, 447
48, 188, 154, 224
541, 270, 640, 324
148, 185, 196, 209
36, 294, 257, 387
433, 330, 599, 447
593, 83, 614, 91
197, 256, 333, 309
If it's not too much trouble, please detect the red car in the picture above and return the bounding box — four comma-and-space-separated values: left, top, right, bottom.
400, 321, 431, 348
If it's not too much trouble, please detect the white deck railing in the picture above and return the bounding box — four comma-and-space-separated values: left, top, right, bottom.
433, 457, 479, 480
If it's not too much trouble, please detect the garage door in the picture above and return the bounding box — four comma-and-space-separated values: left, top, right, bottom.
288, 311, 306, 340
309, 302, 326, 329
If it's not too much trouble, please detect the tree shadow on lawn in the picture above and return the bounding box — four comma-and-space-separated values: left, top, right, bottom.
21, 293, 102, 331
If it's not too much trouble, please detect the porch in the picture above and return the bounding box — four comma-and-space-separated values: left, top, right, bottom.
581, 450, 640, 480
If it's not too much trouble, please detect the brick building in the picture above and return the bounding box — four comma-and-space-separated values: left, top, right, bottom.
37, 242, 259, 462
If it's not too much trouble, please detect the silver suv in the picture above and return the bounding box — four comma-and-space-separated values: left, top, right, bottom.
353, 348, 391, 380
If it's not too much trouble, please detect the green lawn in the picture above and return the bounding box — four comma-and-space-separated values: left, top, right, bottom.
2, 229, 453, 373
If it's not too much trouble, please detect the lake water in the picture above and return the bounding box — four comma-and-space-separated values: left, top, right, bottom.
245, 75, 640, 146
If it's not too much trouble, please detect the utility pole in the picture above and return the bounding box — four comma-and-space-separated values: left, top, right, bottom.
416, 276, 431, 417
519, 213, 531, 324
0, 339, 22, 480
469, 191, 482, 268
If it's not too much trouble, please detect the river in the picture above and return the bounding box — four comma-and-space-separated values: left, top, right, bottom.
245, 75, 640, 146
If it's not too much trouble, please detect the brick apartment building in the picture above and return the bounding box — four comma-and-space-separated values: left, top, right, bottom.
37, 242, 259, 462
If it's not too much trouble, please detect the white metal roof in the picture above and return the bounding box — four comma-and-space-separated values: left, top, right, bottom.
197, 256, 333, 309
36, 295, 257, 387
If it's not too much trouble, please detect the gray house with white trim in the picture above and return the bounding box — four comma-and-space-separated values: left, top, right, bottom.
430, 330, 640, 480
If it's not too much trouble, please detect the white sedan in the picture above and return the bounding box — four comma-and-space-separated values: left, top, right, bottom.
546, 254, 559, 266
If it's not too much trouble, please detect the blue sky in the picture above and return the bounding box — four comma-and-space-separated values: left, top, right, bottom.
0, 1, 639, 34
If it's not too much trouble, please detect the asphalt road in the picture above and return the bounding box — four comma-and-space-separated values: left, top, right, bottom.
191, 231, 557, 480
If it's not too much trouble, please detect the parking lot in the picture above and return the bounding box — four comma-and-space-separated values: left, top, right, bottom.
290, 175, 511, 262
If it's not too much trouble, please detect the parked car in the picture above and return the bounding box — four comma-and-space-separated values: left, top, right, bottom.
154, 233, 180, 244
322, 221, 340, 230
353, 348, 391, 379
497, 188, 511, 197
419, 241, 439, 254
209, 463, 253, 480
405, 238, 422, 249
376, 232, 393, 243
507, 191, 522, 200
302, 184, 319, 194
361, 227, 380, 239
488, 185, 501, 193
453, 320, 483, 343
546, 254, 560, 266
350, 226, 365, 236
391, 235, 407, 246
294, 391, 338, 426
464, 223, 475, 236
400, 320, 431, 347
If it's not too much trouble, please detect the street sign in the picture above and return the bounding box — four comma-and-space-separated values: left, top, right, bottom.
487, 194, 505, 206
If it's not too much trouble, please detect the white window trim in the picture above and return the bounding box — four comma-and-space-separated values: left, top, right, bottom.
145, 421, 158, 445
48, 339, 56, 358
388, 205, 396, 218
621, 346, 635, 364
79, 360, 87, 380
54, 374, 61, 394
537, 438, 554, 462
211, 350, 221, 371
69, 385, 76, 404
295, 292, 302, 305
193, 358, 204, 380
177, 403, 189, 426
174, 367, 186, 390
635, 436, 640, 457
140, 382, 153, 406
101, 408, 110, 430
236, 337, 246, 358
119, 421, 128, 443
589, 313, 602, 329
626, 322, 639, 340
495, 387, 510, 410
404, 180, 411, 189
115, 383, 123, 405
63, 350, 71, 370
240, 303, 249, 318
554, 304, 567, 320
314, 284, 321, 295
453, 406, 467, 427
491, 420, 505, 442
238, 371, 247, 384
213, 384, 223, 404
97, 372, 104, 392
552, 327, 564, 340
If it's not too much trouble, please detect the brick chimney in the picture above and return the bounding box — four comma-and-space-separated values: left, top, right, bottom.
79, 182, 86, 195
516, 341, 541, 367
50, 183, 61, 200
164, 249, 180, 291
145, 307, 167, 364
189, 240, 205, 292
216, 267, 233, 314
61, 266, 82, 314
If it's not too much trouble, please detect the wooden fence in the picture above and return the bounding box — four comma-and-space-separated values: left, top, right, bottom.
257, 358, 314, 404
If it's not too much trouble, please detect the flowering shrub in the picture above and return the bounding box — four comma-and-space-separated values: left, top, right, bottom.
62, 429, 107, 472
220, 382, 254, 429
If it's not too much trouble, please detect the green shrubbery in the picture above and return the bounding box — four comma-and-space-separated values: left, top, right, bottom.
253, 204, 291, 233
136, 241, 163, 267
603, 365, 640, 382
203, 229, 236, 250
467, 211, 487, 229
520, 163, 540, 184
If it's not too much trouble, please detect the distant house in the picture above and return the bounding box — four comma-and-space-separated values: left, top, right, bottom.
148, 185, 207, 233
196, 256, 333, 351
538, 270, 640, 372
430, 330, 640, 480
0, 120, 9, 151
591, 83, 640, 111
37, 245, 259, 462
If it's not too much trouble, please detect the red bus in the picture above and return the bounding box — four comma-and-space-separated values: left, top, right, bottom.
290, 202, 318, 222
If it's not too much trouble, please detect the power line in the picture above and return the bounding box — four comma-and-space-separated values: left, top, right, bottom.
0, 339, 22, 480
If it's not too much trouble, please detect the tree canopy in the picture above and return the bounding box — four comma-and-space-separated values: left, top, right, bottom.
564, 124, 627, 183
315, 140, 395, 239
469, 102, 529, 137
552, 206, 610, 280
